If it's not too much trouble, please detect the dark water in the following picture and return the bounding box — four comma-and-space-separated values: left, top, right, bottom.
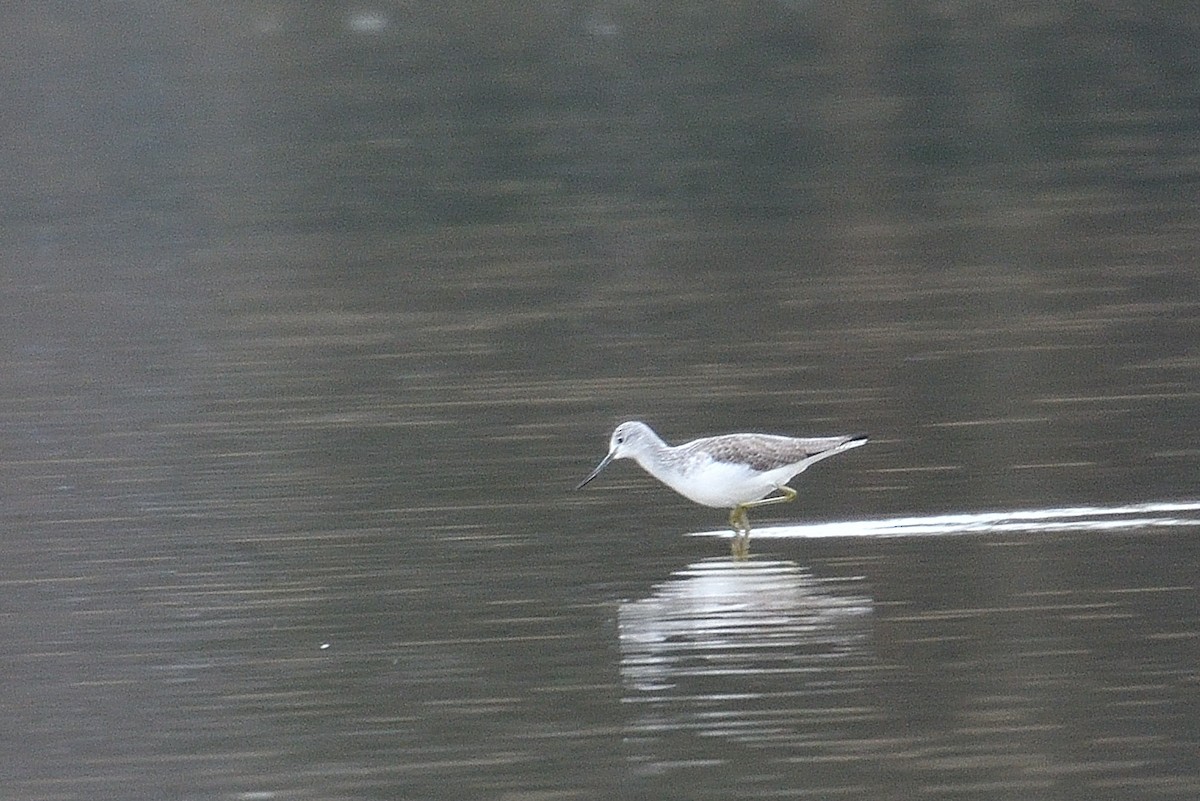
2, 4, 1199, 800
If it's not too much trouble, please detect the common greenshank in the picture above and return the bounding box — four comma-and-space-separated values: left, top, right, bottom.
576, 421, 867, 558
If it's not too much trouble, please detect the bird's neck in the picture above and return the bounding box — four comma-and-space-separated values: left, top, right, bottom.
630, 434, 675, 479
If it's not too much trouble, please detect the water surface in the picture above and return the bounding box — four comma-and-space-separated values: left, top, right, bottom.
2, 4, 1198, 800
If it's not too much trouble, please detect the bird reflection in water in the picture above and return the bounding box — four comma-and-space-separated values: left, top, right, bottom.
618, 557, 874, 760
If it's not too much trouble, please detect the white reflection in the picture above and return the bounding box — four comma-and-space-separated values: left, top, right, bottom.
619, 558, 872, 744
688, 499, 1200, 540
346, 10, 388, 34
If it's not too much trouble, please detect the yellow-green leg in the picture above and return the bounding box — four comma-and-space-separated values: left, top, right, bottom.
728, 486, 798, 560
729, 505, 751, 560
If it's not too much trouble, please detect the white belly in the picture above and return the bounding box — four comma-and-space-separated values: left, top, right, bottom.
652, 459, 794, 508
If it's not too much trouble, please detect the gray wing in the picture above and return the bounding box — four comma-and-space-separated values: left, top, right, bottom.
694, 434, 863, 473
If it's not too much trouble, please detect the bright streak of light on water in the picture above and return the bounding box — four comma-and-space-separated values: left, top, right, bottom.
690, 500, 1200, 539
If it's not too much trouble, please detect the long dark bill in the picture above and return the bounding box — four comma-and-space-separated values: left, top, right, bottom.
574, 451, 615, 490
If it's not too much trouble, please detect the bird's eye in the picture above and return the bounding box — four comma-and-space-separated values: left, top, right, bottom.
616, 435, 624, 444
